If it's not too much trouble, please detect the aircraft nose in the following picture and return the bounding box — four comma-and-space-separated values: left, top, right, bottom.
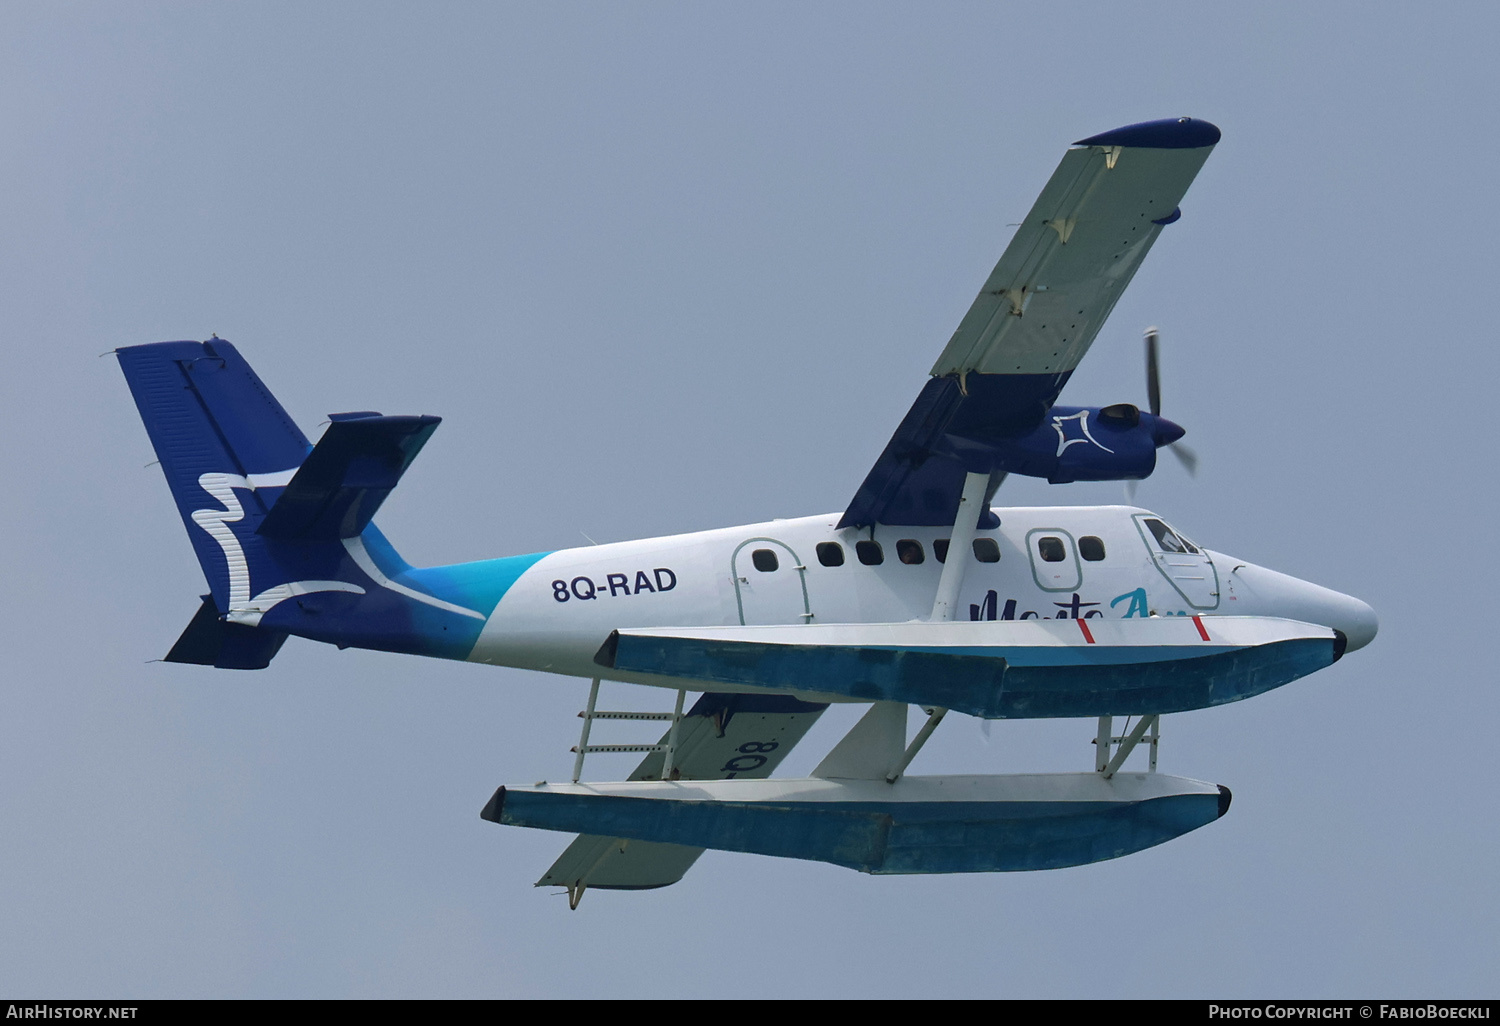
1209, 554, 1378, 653
1305, 587, 1377, 653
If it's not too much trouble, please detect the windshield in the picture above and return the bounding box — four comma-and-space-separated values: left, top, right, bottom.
1143, 518, 1200, 554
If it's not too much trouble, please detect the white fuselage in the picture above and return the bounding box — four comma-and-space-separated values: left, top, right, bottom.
468, 505, 1377, 691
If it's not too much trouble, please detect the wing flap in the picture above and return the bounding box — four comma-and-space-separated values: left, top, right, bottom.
535, 835, 702, 891
932, 121, 1218, 378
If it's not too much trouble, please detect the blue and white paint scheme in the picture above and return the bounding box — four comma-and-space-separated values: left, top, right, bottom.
117, 117, 1376, 906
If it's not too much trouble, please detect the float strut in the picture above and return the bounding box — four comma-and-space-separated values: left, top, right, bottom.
886, 706, 948, 783
1101, 714, 1161, 779
1094, 716, 1113, 773
660, 688, 687, 781
573, 678, 601, 783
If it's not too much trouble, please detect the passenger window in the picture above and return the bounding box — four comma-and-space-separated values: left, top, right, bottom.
972, 537, 1000, 563
1037, 536, 1066, 563
751, 548, 779, 572
896, 539, 925, 565
856, 540, 884, 566
933, 539, 949, 563
816, 542, 845, 567
1144, 518, 1199, 554
1079, 536, 1106, 561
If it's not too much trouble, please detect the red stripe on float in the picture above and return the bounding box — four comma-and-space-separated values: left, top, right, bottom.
1077, 618, 1095, 644
1192, 615, 1210, 641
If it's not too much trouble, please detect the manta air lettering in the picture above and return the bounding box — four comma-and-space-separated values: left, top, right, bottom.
969, 592, 1108, 620
119, 117, 1378, 907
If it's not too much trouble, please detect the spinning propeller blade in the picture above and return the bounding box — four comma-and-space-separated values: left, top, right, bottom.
1143, 326, 1197, 479
1145, 326, 1163, 417
1170, 441, 1200, 475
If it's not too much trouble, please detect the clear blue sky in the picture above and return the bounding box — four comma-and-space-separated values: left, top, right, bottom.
2, 1, 1495, 997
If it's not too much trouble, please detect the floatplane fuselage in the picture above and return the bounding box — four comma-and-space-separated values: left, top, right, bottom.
117, 116, 1378, 899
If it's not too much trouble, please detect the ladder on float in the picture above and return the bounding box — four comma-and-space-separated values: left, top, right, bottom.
571, 678, 688, 783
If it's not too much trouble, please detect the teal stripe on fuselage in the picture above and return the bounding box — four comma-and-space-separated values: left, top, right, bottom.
403, 551, 552, 622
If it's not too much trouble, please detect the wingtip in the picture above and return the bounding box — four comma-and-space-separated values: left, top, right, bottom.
1075, 117, 1221, 150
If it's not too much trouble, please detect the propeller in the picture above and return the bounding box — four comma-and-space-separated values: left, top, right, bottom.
1143, 326, 1198, 475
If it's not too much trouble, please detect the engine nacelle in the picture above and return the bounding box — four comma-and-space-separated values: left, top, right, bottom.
988, 404, 1185, 483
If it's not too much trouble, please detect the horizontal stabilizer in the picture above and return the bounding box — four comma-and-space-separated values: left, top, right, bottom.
487, 773, 1230, 875
596, 616, 1340, 719
258, 413, 440, 541
164, 595, 287, 670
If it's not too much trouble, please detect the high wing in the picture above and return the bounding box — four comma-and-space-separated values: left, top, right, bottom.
519, 693, 827, 902
840, 117, 1220, 528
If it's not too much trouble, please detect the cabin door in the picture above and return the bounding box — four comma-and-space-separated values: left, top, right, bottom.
731, 538, 813, 626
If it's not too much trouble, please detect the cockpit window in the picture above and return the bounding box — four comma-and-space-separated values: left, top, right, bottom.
1143, 518, 1199, 554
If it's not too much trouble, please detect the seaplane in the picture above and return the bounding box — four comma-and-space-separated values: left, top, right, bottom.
117, 117, 1377, 908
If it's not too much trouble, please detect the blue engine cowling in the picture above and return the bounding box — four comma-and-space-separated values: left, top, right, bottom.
979, 404, 1185, 483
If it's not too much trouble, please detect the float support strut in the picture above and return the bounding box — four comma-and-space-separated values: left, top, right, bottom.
886, 706, 948, 783
1100, 714, 1161, 779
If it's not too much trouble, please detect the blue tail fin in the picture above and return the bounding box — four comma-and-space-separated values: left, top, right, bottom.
118, 339, 442, 665
120, 339, 536, 667
118, 339, 318, 614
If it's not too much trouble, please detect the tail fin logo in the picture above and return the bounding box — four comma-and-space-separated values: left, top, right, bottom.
193, 472, 365, 626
